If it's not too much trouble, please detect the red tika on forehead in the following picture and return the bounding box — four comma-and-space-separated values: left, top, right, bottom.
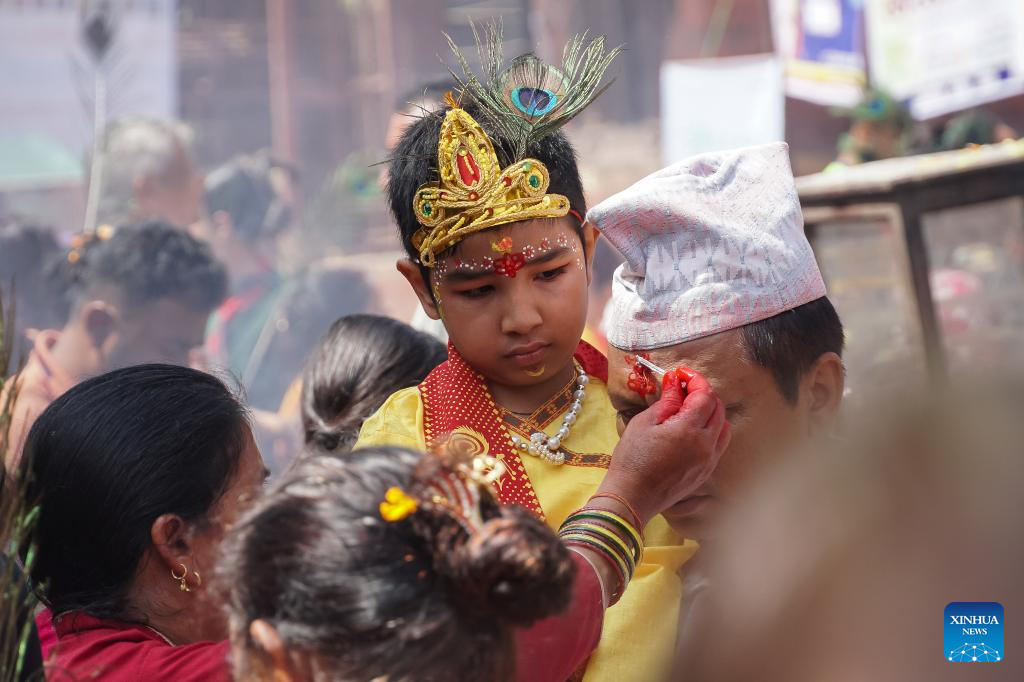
434, 233, 582, 280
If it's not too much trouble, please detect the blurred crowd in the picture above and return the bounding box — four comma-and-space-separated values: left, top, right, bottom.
0, 39, 1022, 682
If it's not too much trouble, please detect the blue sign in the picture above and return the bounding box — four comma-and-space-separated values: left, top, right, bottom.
945, 602, 1003, 662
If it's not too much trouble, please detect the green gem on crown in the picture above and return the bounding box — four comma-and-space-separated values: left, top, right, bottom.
422, 202, 433, 216
523, 161, 533, 171
528, 174, 540, 188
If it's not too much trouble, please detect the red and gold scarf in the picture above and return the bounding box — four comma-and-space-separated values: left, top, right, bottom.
420, 341, 608, 519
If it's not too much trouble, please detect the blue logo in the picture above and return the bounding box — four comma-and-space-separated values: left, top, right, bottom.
945, 602, 1003, 662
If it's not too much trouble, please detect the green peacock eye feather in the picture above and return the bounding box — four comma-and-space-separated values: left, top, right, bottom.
444, 20, 621, 162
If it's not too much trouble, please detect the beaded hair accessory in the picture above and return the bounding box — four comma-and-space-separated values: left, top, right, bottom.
409, 22, 620, 267
379, 446, 506, 534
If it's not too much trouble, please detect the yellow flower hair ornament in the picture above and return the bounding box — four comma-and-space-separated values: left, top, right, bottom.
379, 486, 419, 522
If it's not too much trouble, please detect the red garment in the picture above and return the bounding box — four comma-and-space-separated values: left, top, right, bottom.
515, 552, 605, 682
36, 610, 56, 662
418, 341, 608, 518
46, 612, 230, 682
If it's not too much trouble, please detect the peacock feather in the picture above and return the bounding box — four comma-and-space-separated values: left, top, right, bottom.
445, 21, 622, 161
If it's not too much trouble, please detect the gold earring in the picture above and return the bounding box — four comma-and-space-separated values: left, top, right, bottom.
171, 563, 190, 593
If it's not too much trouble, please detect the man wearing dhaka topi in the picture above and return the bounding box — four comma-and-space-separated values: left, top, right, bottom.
587, 141, 848, 662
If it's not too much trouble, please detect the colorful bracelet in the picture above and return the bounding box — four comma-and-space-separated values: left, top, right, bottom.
560, 532, 632, 582
559, 506, 646, 607
566, 510, 643, 562
561, 518, 638, 570
587, 491, 644, 531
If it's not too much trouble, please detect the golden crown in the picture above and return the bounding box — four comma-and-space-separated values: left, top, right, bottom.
410, 102, 570, 267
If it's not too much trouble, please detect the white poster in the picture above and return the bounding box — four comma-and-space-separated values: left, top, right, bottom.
866, 0, 1024, 119
0, 1, 177, 164
660, 55, 785, 165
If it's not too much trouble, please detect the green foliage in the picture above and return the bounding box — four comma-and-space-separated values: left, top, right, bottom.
0, 290, 42, 681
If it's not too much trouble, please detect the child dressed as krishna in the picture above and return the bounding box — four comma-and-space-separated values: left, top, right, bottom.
356, 25, 723, 682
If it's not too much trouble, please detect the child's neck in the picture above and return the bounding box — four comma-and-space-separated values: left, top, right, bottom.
488, 361, 576, 415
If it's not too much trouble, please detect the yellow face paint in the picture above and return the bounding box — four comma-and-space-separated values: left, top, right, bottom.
524, 366, 546, 377
431, 281, 445, 320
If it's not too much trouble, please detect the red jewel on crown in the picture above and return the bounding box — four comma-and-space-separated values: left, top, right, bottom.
457, 148, 481, 186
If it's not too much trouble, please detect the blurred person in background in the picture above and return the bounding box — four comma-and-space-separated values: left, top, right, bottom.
198, 151, 298, 396
23, 364, 266, 681
0, 221, 65, 370
237, 261, 379, 474
3, 221, 227, 469
682, 381, 1024, 682
300, 314, 447, 452
938, 107, 1019, 150
242, 261, 378, 415
380, 80, 456, 191
826, 89, 912, 171
93, 116, 205, 229
588, 143, 846, 667
221, 445, 576, 682
381, 80, 456, 346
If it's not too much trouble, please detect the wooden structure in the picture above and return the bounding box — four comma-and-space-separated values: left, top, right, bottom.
797, 141, 1024, 390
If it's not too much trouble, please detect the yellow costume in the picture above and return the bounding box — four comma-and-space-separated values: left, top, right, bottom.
360, 24, 694, 680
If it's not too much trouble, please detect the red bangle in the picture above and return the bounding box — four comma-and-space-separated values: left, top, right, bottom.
587, 492, 643, 530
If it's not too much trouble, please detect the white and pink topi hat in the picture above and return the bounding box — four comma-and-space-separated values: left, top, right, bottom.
588, 142, 826, 351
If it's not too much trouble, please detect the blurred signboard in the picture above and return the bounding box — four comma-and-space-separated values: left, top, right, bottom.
660, 54, 784, 165
866, 0, 1024, 119
771, 0, 867, 107
0, 1, 177, 169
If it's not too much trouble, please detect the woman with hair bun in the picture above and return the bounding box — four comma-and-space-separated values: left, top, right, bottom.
221, 444, 576, 681
301, 314, 447, 452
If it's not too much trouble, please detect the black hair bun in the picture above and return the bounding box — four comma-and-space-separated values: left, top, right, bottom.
432, 506, 576, 628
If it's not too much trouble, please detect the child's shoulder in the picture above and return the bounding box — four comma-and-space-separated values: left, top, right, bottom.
354, 386, 427, 451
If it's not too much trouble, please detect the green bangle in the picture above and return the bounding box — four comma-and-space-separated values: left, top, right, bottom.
563, 510, 643, 557
560, 530, 634, 580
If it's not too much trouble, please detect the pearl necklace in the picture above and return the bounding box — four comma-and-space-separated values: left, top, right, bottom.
509, 364, 589, 466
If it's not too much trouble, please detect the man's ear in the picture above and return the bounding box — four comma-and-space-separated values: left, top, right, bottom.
581, 222, 599, 286
396, 259, 441, 321
800, 352, 845, 434
250, 620, 296, 682
82, 301, 118, 353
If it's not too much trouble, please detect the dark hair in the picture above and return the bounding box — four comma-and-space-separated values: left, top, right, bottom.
221, 446, 574, 681
22, 364, 250, 619
204, 152, 293, 241
0, 221, 64, 366
77, 220, 227, 313
302, 314, 447, 451
740, 297, 845, 403
387, 102, 587, 268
